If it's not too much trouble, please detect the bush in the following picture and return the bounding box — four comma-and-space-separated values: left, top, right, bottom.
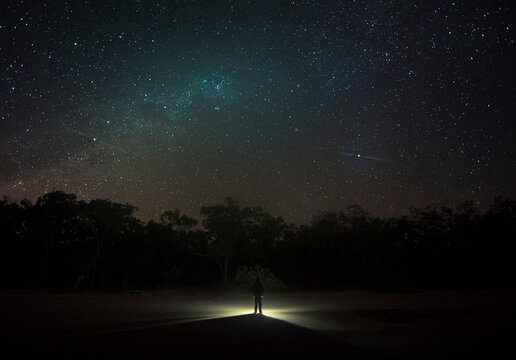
160, 267, 182, 287
234, 265, 287, 292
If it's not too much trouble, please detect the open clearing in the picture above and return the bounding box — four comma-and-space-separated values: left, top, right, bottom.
1, 290, 514, 358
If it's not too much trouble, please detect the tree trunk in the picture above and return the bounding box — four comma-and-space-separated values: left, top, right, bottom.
223, 255, 228, 284
88, 260, 98, 288
38, 233, 54, 285
74, 270, 88, 288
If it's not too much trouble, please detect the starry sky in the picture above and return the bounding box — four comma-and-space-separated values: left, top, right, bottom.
1, 0, 515, 223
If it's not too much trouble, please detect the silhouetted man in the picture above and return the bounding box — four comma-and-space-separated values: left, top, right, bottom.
252, 278, 264, 314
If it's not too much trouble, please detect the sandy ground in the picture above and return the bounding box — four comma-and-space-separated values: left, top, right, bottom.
0, 289, 514, 358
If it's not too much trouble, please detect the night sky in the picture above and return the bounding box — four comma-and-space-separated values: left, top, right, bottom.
1, 0, 514, 223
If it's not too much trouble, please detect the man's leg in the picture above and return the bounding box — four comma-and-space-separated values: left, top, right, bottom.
259, 297, 262, 314
254, 297, 257, 314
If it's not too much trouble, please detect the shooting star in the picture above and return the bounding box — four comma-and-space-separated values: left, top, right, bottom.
341, 152, 387, 161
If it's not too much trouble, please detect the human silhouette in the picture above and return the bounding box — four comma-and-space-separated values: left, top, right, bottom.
252, 278, 264, 314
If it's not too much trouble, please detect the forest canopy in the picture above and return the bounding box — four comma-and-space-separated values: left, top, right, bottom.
1, 191, 514, 290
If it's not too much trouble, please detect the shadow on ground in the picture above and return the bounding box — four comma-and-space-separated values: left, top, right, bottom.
8, 314, 379, 359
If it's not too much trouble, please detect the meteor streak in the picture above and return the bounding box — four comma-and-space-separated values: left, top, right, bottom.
341, 152, 386, 161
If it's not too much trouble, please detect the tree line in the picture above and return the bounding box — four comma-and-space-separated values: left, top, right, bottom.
1, 191, 514, 290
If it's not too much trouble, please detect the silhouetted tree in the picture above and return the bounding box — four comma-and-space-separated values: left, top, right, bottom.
200, 197, 246, 284
1, 191, 515, 290
32, 191, 83, 285
160, 209, 198, 231
75, 199, 141, 288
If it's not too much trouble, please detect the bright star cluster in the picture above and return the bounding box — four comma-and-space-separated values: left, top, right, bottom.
1, 1, 514, 223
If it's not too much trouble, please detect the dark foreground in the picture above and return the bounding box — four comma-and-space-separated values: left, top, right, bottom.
11, 314, 369, 358
1, 290, 514, 358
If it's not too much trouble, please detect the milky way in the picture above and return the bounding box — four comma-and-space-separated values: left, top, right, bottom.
1, 1, 515, 223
